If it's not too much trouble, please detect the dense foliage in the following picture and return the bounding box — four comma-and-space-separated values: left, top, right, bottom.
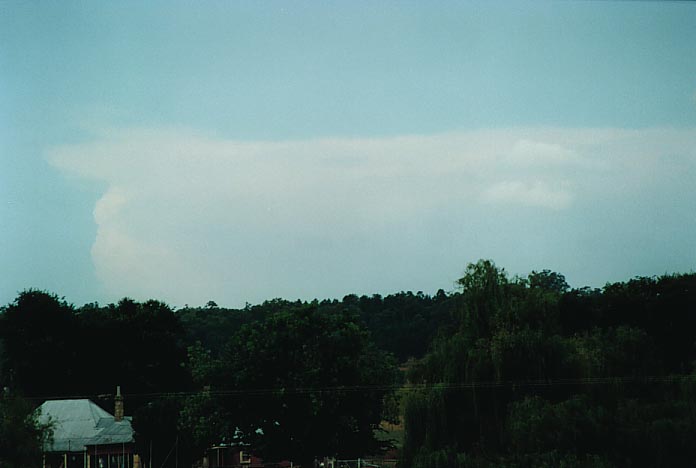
177, 291, 455, 362
0, 291, 189, 398
0, 392, 53, 468
183, 302, 397, 466
401, 260, 696, 468
0, 292, 403, 466
0, 292, 192, 466
2, 261, 696, 467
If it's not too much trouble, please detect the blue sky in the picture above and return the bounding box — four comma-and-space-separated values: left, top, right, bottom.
2, 1, 696, 308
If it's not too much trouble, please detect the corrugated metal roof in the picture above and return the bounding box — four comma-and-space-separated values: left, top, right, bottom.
37, 399, 134, 452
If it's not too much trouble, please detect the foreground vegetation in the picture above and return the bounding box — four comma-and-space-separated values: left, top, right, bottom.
402, 261, 696, 468
1, 260, 695, 467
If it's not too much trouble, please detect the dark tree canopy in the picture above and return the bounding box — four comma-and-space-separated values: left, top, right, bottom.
3, 262, 696, 467
0, 290, 78, 396
0, 392, 53, 468
528, 269, 570, 293
402, 261, 696, 468
185, 302, 398, 466
0, 292, 192, 468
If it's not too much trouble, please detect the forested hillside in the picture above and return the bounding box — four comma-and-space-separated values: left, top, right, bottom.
177, 289, 456, 362
1, 260, 696, 467
402, 260, 696, 468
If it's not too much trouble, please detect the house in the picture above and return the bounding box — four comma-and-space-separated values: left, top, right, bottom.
196, 443, 293, 468
37, 386, 139, 468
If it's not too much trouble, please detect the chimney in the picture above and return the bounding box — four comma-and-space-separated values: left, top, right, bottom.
114, 385, 124, 422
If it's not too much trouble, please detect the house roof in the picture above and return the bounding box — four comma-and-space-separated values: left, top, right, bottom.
37, 399, 134, 452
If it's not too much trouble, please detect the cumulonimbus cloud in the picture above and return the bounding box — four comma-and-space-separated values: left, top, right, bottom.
47, 127, 696, 307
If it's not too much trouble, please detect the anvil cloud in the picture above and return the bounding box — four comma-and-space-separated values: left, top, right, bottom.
47, 127, 696, 307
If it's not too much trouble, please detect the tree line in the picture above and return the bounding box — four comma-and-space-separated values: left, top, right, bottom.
402, 260, 696, 468
1, 260, 696, 467
0, 290, 419, 466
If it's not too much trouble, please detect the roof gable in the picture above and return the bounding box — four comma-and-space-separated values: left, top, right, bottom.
37, 399, 134, 452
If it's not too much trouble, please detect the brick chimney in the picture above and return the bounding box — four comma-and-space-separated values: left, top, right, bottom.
114, 385, 124, 422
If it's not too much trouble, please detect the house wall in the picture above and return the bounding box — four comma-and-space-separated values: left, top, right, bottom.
44, 451, 134, 468
86, 443, 135, 457
86, 445, 135, 468
206, 447, 265, 468
89, 452, 133, 468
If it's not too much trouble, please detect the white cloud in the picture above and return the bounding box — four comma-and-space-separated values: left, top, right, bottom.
93, 187, 129, 225
482, 180, 573, 210
507, 139, 579, 167
47, 127, 696, 306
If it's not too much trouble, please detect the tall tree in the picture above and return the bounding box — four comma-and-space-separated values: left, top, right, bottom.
0, 290, 78, 396
402, 263, 696, 468
0, 392, 53, 468
186, 302, 398, 466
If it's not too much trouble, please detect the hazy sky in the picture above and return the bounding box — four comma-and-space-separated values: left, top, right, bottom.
2, 1, 696, 308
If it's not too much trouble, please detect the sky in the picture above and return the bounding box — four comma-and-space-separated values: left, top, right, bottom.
2, 1, 696, 309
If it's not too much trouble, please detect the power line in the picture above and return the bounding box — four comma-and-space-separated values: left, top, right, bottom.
11, 374, 696, 402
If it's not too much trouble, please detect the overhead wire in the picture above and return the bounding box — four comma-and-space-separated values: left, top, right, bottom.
11, 374, 696, 402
